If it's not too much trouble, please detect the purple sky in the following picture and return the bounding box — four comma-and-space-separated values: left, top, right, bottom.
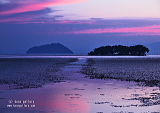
0, 0, 160, 54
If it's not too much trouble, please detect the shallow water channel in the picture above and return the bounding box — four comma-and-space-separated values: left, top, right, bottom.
0, 58, 160, 113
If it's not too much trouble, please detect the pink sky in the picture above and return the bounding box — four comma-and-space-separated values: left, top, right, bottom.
0, 0, 88, 15
0, 0, 160, 54
64, 25, 160, 36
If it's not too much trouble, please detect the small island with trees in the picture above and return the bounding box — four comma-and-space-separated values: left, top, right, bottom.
88, 45, 149, 56
26, 43, 73, 54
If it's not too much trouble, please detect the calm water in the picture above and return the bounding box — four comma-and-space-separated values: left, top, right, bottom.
0, 55, 160, 113
1, 54, 160, 58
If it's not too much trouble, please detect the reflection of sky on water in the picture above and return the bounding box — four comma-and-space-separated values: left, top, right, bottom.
1, 55, 160, 59
0, 57, 160, 113
1, 79, 159, 113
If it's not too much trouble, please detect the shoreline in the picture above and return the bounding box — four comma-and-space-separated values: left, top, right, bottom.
1, 54, 160, 58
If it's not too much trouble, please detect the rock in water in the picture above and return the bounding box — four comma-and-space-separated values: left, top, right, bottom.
26, 43, 73, 54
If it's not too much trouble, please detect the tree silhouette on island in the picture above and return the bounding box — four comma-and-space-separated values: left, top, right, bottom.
88, 45, 149, 56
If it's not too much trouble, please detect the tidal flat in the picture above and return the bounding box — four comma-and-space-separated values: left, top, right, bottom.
0, 56, 160, 113
0, 57, 77, 89
81, 58, 160, 87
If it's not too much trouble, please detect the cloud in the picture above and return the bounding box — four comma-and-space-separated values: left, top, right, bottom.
90, 18, 103, 20
0, 8, 58, 23
66, 25, 160, 36
0, 7, 95, 24
0, 0, 10, 4
0, 0, 88, 23
0, 0, 88, 15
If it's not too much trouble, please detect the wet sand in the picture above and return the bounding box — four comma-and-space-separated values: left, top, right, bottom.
0, 57, 160, 113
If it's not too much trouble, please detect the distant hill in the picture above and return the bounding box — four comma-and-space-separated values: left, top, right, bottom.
145, 42, 160, 55
26, 43, 73, 54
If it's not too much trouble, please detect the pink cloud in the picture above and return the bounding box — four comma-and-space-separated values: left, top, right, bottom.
0, 0, 88, 15
68, 25, 160, 36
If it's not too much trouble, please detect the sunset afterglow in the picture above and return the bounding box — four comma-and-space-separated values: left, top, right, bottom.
0, 0, 160, 54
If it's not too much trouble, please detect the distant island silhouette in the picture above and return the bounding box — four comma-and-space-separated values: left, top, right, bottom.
26, 43, 73, 54
88, 45, 149, 56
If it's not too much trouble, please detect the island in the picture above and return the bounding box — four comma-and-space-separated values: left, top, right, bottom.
88, 45, 149, 56
26, 43, 73, 54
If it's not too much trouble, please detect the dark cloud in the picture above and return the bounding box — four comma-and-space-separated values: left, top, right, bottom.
0, 8, 52, 17
0, 8, 64, 23
90, 18, 103, 20
0, 3, 19, 12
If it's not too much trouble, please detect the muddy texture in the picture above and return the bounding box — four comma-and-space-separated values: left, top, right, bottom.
122, 92, 160, 107
1, 58, 160, 112
0, 58, 77, 89
81, 58, 160, 87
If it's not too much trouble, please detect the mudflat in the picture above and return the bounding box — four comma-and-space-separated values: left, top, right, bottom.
0, 58, 77, 89
82, 58, 160, 87
0, 57, 160, 113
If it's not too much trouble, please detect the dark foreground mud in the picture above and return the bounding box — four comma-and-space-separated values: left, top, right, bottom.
0, 58, 77, 89
81, 58, 160, 87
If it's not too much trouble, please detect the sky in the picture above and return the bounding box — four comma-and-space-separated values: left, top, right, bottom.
0, 0, 160, 54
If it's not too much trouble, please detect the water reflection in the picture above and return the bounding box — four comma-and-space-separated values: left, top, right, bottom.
0, 58, 160, 113
1, 80, 159, 113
